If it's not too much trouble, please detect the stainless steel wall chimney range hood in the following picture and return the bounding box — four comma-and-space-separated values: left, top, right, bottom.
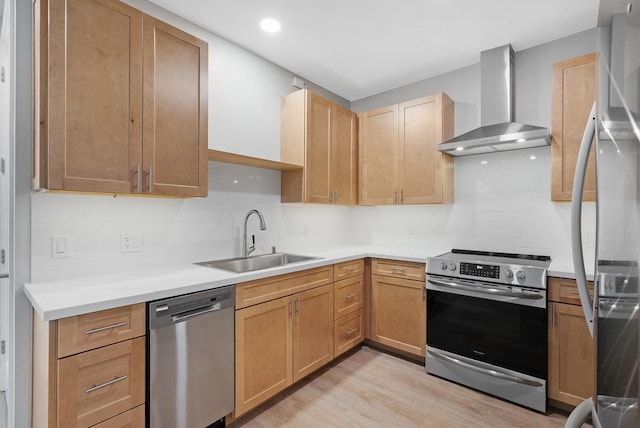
438, 45, 551, 156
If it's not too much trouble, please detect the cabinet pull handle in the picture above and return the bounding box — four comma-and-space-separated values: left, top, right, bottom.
334, 189, 338, 202
85, 321, 127, 335
345, 327, 358, 336
132, 164, 141, 192
85, 375, 128, 393
146, 166, 153, 193
552, 303, 556, 327
296, 297, 300, 315
344, 293, 357, 300
400, 190, 404, 203
393, 191, 397, 204
288, 301, 293, 318
391, 268, 406, 275
343, 266, 358, 272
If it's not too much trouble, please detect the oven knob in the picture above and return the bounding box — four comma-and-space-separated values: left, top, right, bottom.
440, 261, 448, 270
449, 263, 457, 271
516, 271, 526, 280
505, 270, 514, 279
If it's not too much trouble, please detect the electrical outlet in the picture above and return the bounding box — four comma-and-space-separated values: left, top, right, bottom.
51, 235, 70, 259
120, 232, 143, 253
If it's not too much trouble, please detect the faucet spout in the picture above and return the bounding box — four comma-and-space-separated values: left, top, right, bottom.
243, 209, 267, 258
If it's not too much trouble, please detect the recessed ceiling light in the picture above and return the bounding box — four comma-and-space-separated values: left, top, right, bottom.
260, 18, 281, 33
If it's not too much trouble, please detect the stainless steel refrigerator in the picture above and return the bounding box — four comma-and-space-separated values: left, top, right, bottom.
566, 1, 640, 427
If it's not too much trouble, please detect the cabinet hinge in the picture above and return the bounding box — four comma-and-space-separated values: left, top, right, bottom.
1, 249, 5, 264
1, 340, 5, 354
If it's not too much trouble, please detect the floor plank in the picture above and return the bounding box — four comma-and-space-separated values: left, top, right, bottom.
234, 346, 575, 428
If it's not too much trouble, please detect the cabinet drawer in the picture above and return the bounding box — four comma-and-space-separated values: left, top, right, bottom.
91, 404, 145, 428
548, 277, 594, 305
334, 275, 364, 319
371, 258, 425, 281
334, 259, 364, 281
334, 308, 364, 357
58, 337, 145, 428
57, 304, 145, 358
236, 266, 333, 309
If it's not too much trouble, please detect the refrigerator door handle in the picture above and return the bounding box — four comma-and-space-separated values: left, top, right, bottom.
570, 100, 597, 338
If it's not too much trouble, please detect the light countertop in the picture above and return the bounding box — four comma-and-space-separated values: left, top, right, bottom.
24, 245, 588, 322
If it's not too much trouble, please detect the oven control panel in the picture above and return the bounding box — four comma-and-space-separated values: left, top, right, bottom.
459, 262, 500, 279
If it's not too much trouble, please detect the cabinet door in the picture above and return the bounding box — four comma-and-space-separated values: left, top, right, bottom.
46, 0, 143, 192
235, 296, 293, 416
371, 275, 426, 357
332, 104, 358, 205
399, 94, 453, 204
293, 284, 334, 382
551, 53, 597, 201
305, 92, 333, 203
548, 302, 594, 406
142, 16, 208, 197
359, 106, 398, 205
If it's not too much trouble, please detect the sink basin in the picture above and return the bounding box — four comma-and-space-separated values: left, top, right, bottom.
195, 252, 319, 273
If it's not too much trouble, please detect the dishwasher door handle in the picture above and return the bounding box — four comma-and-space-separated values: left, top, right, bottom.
171, 302, 222, 323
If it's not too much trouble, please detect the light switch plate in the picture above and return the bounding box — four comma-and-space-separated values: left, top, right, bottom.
121, 232, 143, 253
51, 235, 70, 259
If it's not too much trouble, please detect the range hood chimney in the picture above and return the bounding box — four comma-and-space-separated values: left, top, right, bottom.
438, 44, 551, 156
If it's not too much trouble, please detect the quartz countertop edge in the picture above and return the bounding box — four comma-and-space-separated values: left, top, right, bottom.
24, 247, 591, 322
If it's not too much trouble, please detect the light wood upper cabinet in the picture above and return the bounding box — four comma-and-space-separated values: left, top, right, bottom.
281, 89, 358, 205
359, 93, 454, 205
34, 0, 208, 196
142, 16, 208, 197
551, 53, 597, 201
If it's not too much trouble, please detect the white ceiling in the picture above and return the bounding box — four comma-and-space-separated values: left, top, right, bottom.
149, 0, 600, 101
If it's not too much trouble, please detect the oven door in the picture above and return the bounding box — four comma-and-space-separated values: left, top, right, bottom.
426, 275, 547, 380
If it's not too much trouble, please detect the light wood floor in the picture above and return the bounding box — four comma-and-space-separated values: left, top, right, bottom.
234, 346, 575, 428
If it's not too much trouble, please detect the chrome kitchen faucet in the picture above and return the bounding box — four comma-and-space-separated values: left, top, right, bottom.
243, 209, 267, 258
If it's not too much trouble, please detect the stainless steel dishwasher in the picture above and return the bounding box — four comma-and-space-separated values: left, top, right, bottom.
148, 285, 235, 428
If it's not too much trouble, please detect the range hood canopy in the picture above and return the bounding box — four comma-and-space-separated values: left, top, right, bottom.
438, 45, 551, 156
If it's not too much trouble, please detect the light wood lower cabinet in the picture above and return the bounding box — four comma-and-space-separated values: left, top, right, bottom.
335, 309, 365, 357
32, 304, 146, 428
370, 259, 426, 357
548, 277, 595, 407
235, 283, 334, 417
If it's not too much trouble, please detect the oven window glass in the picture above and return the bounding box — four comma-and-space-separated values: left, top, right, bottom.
427, 289, 547, 379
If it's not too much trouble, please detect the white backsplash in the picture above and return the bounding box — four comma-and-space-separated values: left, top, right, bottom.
31, 149, 596, 282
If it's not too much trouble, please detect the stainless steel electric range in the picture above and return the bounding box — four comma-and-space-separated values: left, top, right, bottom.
425, 249, 552, 413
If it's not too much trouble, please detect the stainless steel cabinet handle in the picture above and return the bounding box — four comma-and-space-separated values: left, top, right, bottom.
427, 278, 543, 299
85, 375, 128, 393
85, 321, 127, 335
393, 191, 397, 204
570, 101, 597, 338
132, 164, 141, 191
343, 266, 359, 272
146, 166, 153, 193
428, 350, 543, 387
288, 301, 293, 318
400, 190, 404, 204
344, 293, 357, 300
391, 268, 406, 275
345, 327, 358, 336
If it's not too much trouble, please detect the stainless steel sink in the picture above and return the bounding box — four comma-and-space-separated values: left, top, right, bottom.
195, 252, 319, 273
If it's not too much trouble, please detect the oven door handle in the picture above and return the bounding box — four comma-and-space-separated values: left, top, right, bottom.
427, 278, 543, 300
428, 349, 543, 387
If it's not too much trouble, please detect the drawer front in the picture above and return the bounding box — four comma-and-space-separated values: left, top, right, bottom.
236, 265, 333, 309
372, 258, 425, 281
58, 304, 145, 358
548, 277, 594, 305
58, 337, 145, 428
334, 259, 365, 281
91, 404, 145, 428
334, 308, 364, 357
334, 275, 364, 319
